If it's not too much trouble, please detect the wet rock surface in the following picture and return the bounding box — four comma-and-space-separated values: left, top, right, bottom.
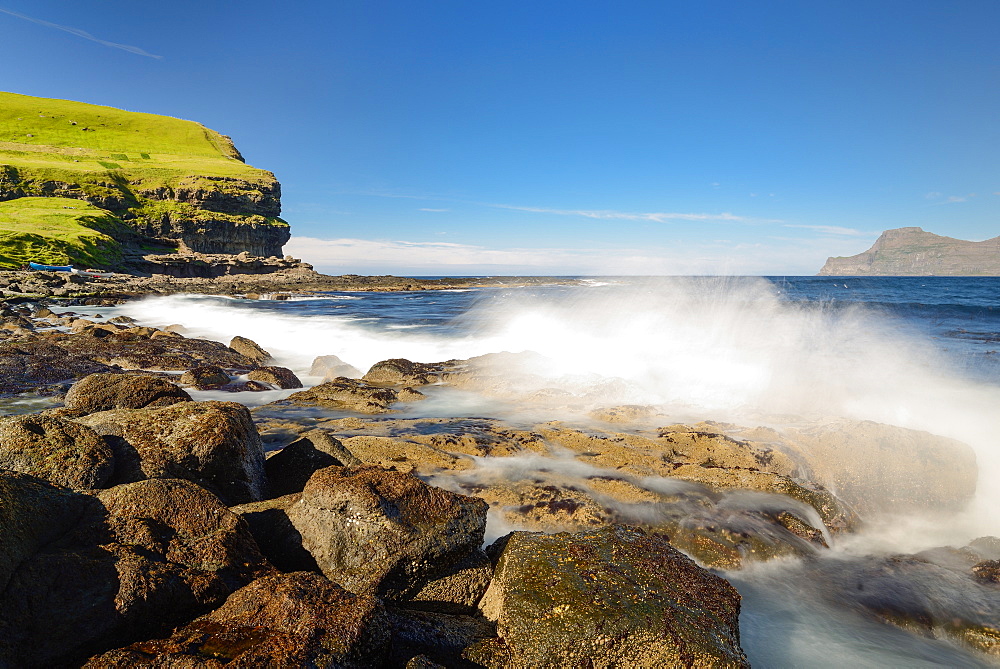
0, 305, 993, 665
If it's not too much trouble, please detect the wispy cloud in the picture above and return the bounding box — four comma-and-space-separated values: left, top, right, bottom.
783, 224, 870, 236
0, 7, 163, 59
353, 190, 768, 224
284, 236, 843, 276
418, 208, 450, 212
924, 191, 976, 205
489, 203, 748, 223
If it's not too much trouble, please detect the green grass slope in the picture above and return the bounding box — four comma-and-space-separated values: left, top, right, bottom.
0, 91, 267, 183
0, 197, 125, 269
0, 92, 288, 259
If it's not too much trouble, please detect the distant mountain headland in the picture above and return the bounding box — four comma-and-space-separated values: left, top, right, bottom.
0, 92, 292, 274
818, 227, 1000, 276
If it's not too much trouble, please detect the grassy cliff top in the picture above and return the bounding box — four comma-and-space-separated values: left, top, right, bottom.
0, 91, 271, 183
0, 197, 127, 269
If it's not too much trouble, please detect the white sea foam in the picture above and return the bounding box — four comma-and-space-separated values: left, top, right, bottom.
119, 278, 1000, 538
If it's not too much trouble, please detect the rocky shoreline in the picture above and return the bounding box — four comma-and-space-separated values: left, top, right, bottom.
2, 296, 1000, 666
0, 263, 583, 303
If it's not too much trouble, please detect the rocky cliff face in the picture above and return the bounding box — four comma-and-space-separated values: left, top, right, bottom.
819, 227, 1000, 276
0, 169, 289, 257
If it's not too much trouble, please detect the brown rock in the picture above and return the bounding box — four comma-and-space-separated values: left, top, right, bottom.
179, 365, 231, 388
84, 572, 388, 668
264, 429, 359, 497
288, 466, 488, 600
229, 335, 271, 363
0, 414, 114, 490
0, 476, 271, 667
75, 400, 267, 505
469, 525, 748, 668
247, 365, 303, 389
64, 372, 192, 413
363, 358, 447, 386
276, 377, 402, 413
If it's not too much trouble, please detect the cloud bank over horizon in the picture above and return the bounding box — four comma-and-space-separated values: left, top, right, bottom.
284, 235, 873, 277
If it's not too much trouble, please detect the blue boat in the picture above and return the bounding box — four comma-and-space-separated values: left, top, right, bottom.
28, 262, 74, 272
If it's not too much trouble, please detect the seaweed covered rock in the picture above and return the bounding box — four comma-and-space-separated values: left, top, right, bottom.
469, 525, 748, 668
64, 372, 192, 413
85, 572, 388, 668
0, 476, 271, 667
288, 466, 489, 602
75, 400, 266, 505
248, 365, 303, 389
0, 413, 114, 489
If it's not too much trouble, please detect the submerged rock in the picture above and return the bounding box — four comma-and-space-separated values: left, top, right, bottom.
780, 419, 978, 517
85, 572, 389, 668
469, 524, 748, 667
287, 465, 488, 601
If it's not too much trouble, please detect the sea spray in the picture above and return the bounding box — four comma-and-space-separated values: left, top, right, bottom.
120, 278, 1000, 538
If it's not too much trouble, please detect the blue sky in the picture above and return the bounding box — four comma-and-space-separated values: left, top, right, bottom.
1, 1, 998, 275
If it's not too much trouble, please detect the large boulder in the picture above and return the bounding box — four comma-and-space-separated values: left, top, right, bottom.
288, 466, 489, 601
469, 525, 748, 668
75, 400, 267, 505
63, 372, 192, 413
84, 572, 389, 668
0, 476, 271, 667
0, 414, 114, 489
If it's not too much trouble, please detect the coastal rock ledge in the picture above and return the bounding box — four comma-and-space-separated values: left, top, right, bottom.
818, 227, 1000, 276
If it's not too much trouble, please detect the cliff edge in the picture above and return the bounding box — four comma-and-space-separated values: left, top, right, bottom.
0, 91, 290, 268
818, 227, 1000, 276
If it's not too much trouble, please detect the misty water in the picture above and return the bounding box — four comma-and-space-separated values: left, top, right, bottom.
106, 276, 1000, 667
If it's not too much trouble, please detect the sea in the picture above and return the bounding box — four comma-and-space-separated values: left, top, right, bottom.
81, 277, 1000, 666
